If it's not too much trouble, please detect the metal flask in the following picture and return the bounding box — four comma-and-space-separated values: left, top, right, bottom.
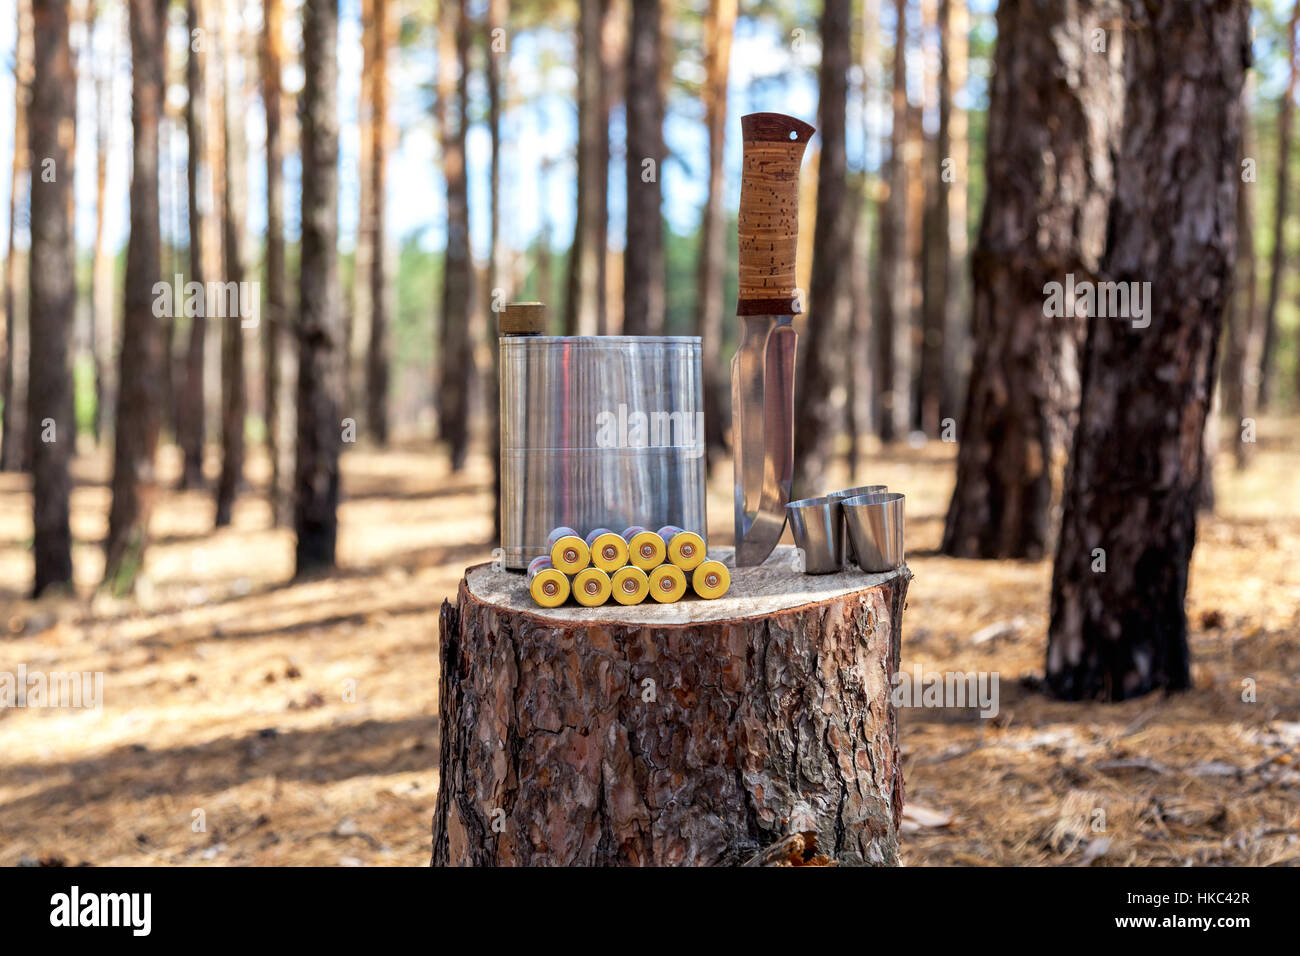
499, 334, 707, 570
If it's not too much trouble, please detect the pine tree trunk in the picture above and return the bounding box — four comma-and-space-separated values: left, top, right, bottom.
1224, 91, 1261, 472
295, 0, 342, 575
623, 0, 665, 336
795, 0, 851, 497
694, 0, 735, 474
90, 3, 117, 448
436, 0, 474, 471
178, 0, 208, 490
1257, 2, 1298, 411
433, 548, 909, 866
484, 0, 506, 541
940, 0, 1122, 561
1, 0, 32, 473
1046, 0, 1249, 701
917, 0, 944, 436
563, 0, 603, 336
104, 0, 168, 593
262, 0, 292, 523
937, 0, 967, 426
214, 3, 246, 528
873, 0, 911, 443
365, 0, 391, 445
27, 0, 75, 597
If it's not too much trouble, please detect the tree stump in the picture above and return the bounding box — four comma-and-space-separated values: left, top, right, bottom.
432, 546, 910, 866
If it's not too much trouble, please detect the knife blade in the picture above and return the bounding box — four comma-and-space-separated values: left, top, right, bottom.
732, 112, 815, 567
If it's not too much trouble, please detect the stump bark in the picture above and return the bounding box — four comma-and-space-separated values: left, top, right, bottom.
431, 546, 910, 866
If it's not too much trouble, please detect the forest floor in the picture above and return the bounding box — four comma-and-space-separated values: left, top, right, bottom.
0, 418, 1297, 867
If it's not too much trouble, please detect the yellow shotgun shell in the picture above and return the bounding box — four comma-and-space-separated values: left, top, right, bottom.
610, 565, 650, 605
658, 525, 706, 571
691, 560, 730, 600
572, 567, 612, 607
527, 556, 571, 608
622, 526, 667, 571
585, 528, 630, 573
647, 563, 687, 603
547, 526, 590, 575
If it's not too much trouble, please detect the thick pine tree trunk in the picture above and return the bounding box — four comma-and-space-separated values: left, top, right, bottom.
694, 0, 736, 474
1257, 2, 1298, 411
178, 0, 208, 490
215, 3, 246, 528
262, 0, 292, 523
795, 0, 850, 498
622, 0, 665, 337
27, 0, 75, 597
294, 0, 342, 575
433, 548, 909, 866
1046, 0, 1249, 701
940, 0, 1122, 561
105, 0, 167, 592
1, 0, 32, 474
365, 0, 391, 445
436, 0, 474, 471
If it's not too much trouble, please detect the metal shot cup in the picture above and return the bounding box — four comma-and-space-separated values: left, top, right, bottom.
841, 492, 905, 572
785, 496, 846, 574
827, 486, 887, 563
611, 565, 650, 605
527, 556, 570, 608
572, 567, 613, 607
658, 525, 706, 571
622, 526, 667, 571
585, 528, 630, 572
546, 526, 590, 575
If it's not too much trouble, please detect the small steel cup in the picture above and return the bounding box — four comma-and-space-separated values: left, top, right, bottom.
841, 492, 904, 572
786, 496, 845, 574
828, 485, 887, 562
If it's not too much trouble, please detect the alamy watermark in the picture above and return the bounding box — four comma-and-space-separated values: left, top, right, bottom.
892, 664, 999, 719
595, 404, 705, 460
1044, 272, 1151, 329
0, 664, 103, 711
153, 274, 260, 328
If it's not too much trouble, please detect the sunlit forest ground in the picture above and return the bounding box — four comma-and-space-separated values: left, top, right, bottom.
1, 417, 1297, 866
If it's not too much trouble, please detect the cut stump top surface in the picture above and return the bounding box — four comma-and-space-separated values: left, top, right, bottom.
465, 545, 909, 625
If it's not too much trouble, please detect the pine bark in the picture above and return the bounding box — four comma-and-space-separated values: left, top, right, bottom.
178, 0, 208, 489
623, 0, 665, 336
564, 0, 603, 336
364, 0, 392, 445
1, 0, 32, 473
90, 2, 117, 447
873, 0, 911, 443
262, 0, 292, 523
295, 0, 343, 575
1046, 0, 1249, 701
104, 0, 168, 592
436, 0, 474, 471
795, 0, 851, 497
214, 4, 246, 528
433, 553, 909, 866
1257, 2, 1298, 410
27, 0, 75, 596
940, 0, 1122, 561
694, 0, 736, 473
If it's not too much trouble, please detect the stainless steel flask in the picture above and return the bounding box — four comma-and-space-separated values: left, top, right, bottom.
499, 328, 707, 570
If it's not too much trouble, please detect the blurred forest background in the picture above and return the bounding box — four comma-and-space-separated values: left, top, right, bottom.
0, 0, 1298, 866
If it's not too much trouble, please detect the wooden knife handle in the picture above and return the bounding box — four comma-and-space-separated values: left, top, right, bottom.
736, 112, 815, 316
